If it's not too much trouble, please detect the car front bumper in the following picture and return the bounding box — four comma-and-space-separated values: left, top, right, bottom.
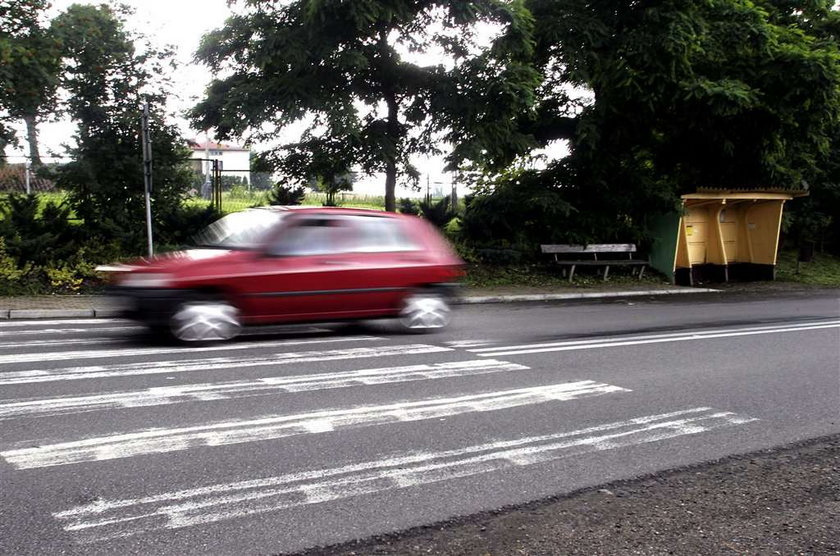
106, 286, 189, 326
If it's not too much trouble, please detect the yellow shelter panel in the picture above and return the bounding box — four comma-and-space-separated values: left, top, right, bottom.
683, 206, 708, 264
745, 201, 785, 265
718, 207, 739, 263
675, 217, 691, 269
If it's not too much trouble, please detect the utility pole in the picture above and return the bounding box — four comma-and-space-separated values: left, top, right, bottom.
141, 102, 154, 258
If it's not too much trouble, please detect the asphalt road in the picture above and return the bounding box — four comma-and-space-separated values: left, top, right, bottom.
0, 289, 837, 555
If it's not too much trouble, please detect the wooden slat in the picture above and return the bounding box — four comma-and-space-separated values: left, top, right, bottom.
540, 244, 637, 254
550, 260, 647, 266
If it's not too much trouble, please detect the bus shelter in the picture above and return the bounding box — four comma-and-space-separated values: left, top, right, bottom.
651, 190, 804, 286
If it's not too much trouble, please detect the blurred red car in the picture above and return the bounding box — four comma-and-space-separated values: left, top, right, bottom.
106, 206, 465, 342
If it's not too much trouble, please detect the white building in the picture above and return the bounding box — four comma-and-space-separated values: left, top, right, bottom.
188, 139, 251, 178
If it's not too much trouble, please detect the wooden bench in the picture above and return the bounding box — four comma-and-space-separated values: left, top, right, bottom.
540, 244, 649, 282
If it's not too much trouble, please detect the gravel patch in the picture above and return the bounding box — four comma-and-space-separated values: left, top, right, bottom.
298, 435, 840, 556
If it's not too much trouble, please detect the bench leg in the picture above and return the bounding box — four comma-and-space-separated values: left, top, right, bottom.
569, 264, 576, 283
638, 265, 645, 280
603, 265, 610, 281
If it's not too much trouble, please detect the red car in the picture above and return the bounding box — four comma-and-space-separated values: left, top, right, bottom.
106, 206, 465, 342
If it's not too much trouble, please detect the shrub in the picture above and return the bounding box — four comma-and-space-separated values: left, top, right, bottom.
268, 183, 306, 206
398, 197, 420, 215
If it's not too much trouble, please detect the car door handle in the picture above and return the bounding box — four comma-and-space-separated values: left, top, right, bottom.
320, 260, 347, 266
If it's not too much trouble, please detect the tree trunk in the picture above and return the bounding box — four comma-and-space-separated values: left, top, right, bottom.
384, 94, 399, 213
23, 113, 42, 167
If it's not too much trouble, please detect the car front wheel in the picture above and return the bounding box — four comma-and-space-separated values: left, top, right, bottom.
170, 298, 241, 342
398, 290, 451, 331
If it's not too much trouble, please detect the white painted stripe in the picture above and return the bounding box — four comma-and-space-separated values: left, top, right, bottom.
0, 318, 123, 328
473, 321, 840, 357
1, 381, 628, 469
471, 320, 840, 353
54, 407, 755, 542
444, 340, 494, 348
0, 326, 140, 337
0, 335, 384, 366
0, 343, 449, 386
0, 337, 123, 350
0, 360, 527, 419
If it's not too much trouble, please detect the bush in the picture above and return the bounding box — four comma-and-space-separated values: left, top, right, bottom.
398, 198, 420, 215
157, 203, 224, 249
268, 183, 306, 206
419, 196, 457, 229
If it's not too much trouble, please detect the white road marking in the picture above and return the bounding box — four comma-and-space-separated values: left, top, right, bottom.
0, 337, 123, 350
471, 320, 840, 357
0, 318, 124, 328
0, 360, 528, 419
0, 343, 449, 385
0, 326, 141, 336
0, 335, 385, 366
1, 381, 628, 469
53, 407, 756, 542
444, 340, 494, 348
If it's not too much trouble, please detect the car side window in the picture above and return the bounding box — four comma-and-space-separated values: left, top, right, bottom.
346, 216, 421, 252
266, 217, 349, 256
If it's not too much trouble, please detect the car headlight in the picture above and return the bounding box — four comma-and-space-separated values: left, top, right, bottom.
119, 273, 174, 288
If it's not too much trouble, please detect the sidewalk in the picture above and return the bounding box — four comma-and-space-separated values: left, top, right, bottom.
0, 284, 716, 320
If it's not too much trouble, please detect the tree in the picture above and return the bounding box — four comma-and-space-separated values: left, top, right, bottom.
191, 0, 536, 211
0, 0, 61, 166
459, 0, 840, 245
53, 4, 193, 253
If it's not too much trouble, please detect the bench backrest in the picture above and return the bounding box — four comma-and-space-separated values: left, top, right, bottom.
540, 244, 637, 254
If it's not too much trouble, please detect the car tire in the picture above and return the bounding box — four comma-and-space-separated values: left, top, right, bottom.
398, 289, 451, 331
169, 295, 242, 343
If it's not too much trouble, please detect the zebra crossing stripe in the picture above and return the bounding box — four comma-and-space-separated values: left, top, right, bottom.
0, 360, 528, 419
1, 380, 629, 469
0, 335, 386, 366
470, 321, 840, 357
53, 407, 756, 543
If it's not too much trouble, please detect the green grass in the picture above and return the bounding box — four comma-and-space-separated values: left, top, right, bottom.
462, 262, 669, 289
776, 249, 840, 286
463, 249, 840, 289
184, 191, 388, 214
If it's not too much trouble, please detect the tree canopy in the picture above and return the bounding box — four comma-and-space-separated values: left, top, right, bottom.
455, 0, 840, 245
191, 0, 536, 211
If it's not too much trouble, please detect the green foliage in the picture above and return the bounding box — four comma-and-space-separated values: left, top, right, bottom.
398, 197, 420, 215
458, 166, 578, 253
0, 193, 80, 267
419, 196, 457, 229
0, 0, 61, 165
191, 0, 537, 211
52, 5, 192, 256
268, 183, 306, 206
156, 203, 223, 249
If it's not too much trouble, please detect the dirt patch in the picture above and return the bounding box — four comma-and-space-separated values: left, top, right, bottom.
298, 436, 840, 556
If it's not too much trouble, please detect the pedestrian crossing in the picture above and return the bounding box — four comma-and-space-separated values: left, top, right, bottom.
0, 318, 763, 551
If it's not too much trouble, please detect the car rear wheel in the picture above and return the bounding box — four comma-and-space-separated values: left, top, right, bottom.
398, 290, 451, 331
170, 298, 241, 342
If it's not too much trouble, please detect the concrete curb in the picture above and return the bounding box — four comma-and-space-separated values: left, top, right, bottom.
457, 288, 718, 304
0, 288, 719, 320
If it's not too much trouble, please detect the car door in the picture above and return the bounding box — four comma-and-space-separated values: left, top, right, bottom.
233, 215, 376, 323
336, 214, 429, 314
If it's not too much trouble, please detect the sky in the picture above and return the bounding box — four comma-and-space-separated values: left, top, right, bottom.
10, 0, 568, 197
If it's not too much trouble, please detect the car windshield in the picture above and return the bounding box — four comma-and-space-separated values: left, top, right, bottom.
192, 210, 286, 249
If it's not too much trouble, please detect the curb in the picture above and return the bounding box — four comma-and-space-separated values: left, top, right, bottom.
457, 288, 718, 305
0, 288, 719, 320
